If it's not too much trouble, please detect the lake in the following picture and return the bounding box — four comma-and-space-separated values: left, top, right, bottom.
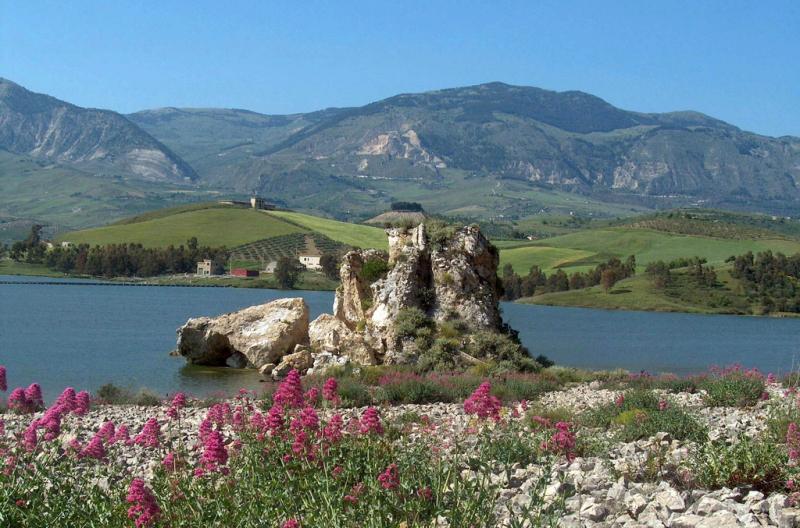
2, 275, 800, 401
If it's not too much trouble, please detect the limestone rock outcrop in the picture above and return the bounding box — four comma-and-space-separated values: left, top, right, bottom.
323, 223, 504, 364
177, 297, 309, 369
176, 223, 509, 375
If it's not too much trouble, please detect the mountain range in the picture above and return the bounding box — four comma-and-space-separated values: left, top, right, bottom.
2, 77, 799, 234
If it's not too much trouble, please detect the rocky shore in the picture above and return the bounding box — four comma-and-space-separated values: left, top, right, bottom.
3, 379, 796, 527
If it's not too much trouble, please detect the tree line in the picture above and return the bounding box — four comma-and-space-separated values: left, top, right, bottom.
644, 257, 718, 289
8, 227, 228, 278
501, 255, 636, 301
729, 250, 800, 313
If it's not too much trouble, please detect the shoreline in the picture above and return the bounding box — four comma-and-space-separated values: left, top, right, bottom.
3, 377, 798, 526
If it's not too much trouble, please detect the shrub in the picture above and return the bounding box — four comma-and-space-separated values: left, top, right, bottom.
382, 379, 454, 405
701, 367, 766, 407
689, 436, 792, 492
359, 257, 390, 283
95, 384, 162, 406
584, 390, 706, 442
335, 377, 372, 407
394, 308, 435, 341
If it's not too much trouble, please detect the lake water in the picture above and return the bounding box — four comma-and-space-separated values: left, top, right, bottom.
2, 275, 800, 401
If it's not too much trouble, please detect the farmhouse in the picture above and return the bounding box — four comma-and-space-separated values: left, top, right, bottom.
298, 254, 322, 270
196, 259, 212, 276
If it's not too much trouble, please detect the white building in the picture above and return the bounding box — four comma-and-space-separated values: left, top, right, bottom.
298, 254, 322, 271
196, 259, 212, 276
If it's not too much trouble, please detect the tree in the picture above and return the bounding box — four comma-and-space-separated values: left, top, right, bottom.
275, 256, 303, 289
500, 263, 522, 300
600, 269, 617, 293
319, 253, 340, 281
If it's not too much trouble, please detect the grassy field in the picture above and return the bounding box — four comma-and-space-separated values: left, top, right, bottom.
57, 205, 390, 251
498, 246, 594, 273
521, 266, 775, 315
266, 210, 387, 249
498, 228, 800, 274
0, 260, 69, 278
58, 207, 306, 248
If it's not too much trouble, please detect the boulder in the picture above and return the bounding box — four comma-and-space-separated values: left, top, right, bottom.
177, 297, 309, 369
272, 345, 314, 379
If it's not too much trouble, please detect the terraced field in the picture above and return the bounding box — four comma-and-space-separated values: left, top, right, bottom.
229, 233, 349, 264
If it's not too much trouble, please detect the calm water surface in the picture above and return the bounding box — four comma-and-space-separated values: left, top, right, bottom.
2, 275, 799, 401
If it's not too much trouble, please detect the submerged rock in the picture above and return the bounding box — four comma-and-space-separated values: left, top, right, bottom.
176, 297, 309, 369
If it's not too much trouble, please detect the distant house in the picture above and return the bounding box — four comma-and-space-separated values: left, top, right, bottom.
231, 268, 259, 278
263, 261, 278, 273
298, 254, 322, 271
197, 260, 212, 276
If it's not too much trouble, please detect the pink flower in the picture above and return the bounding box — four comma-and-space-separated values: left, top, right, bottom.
359, 407, 384, 435
80, 436, 106, 460
304, 387, 320, 406
0, 418, 4, 437
206, 403, 231, 426
8, 388, 29, 413
615, 394, 625, 408
126, 478, 161, 528
464, 382, 502, 421
768, 373, 777, 384
200, 430, 228, 472
56, 388, 77, 412
0, 366, 7, 392
378, 463, 399, 490
133, 418, 161, 448
658, 399, 669, 411
417, 486, 433, 501
266, 404, 285, 433
322, 378, 338, 402
38, 406, 63, 441
166, 406, 179, 420
788, 423, 800, 461
323, 414, 344, 443
344, 482, 365, 505
542, 422, 577, 461
282, 519, 300, 528
73, 391, 91, 415
24, 384, 43, 410
162, 452, 179, 472
198, 418, 213, 442
114, 424, 132, 445
97, 421, 115, 442
22, 422, 37, 451
171, 392, 187, 409
273, 369, 304, 408
299, 406, 319, 431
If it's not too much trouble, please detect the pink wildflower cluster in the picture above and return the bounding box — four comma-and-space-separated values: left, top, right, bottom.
0, 365, 6, 392
359, 407, 384, 435
133, 418, 161, 448
198, 430, 228, 475
541, 421, 577, 461
788, 423, 800, 461
7, 383, 44, 414
322, 377, 339, 404
378, 463, 400, 490
126, 478, 161, 528
273, 369, 304, 408
463, 382, 502, 421
166, 391, 187, 420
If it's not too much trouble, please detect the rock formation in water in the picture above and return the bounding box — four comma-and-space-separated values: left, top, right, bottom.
177, 223, 520, 377
176, 297, 309, 370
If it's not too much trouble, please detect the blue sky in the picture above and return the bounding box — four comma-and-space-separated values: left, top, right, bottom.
2, 0, 798, 136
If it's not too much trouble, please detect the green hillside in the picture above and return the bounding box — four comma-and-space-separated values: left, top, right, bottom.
57, 204, 390, 252
267, 210, 388, 249
59, 206, 305, 248
523, 267, 765, 316
497, 228, 800, 274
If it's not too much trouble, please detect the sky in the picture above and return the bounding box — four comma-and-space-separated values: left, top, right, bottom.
1, 0, 798, 137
